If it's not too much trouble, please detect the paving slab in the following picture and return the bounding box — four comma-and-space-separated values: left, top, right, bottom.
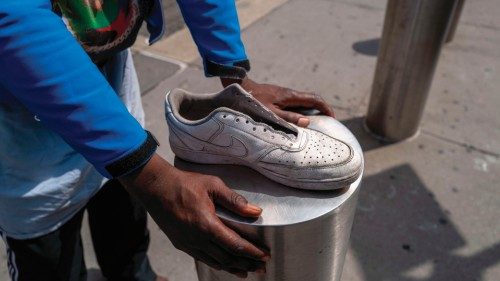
420, 0, 500, 154
238, 0, 386, 111
132, 52, 182, 95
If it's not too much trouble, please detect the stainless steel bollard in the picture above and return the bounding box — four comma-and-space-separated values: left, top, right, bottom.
174, 116, 364, 281
365, 0, 456, 142
445, 0, 465, 43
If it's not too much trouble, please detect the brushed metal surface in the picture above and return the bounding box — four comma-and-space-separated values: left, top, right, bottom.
445, 0, 465, 43
175, 116, 363, 281
365, 0, 456, 141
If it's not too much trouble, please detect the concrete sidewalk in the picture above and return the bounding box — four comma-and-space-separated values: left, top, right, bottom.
1, 0, 499, 280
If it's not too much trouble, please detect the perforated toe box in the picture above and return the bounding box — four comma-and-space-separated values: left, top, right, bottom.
258, 129, 360, 182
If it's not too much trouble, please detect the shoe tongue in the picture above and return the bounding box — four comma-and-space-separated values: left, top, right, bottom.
217, 84, 299, 137
218, 107, 298, 139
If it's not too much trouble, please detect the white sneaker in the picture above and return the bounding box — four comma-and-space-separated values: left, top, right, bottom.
165, 84, 362, 190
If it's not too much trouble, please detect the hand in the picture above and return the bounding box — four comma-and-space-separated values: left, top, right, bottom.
119, 154, 269, 278
221, 76, 335, 127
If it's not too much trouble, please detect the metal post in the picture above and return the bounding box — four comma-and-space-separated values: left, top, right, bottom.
175, 116, 364, 281
445, 0, 465, 43
365, 0, 456, 142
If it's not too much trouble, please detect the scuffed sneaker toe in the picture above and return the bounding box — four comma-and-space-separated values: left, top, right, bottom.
258, 129, 362, 190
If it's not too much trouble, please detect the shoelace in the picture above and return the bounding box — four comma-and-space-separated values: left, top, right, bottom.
221, 113, 296, 146
232, 89, 298, 144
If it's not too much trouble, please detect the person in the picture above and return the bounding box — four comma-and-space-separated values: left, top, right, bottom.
0, 0, 334, 280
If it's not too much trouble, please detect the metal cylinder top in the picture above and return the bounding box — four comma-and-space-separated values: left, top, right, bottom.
174, 116, 364, 226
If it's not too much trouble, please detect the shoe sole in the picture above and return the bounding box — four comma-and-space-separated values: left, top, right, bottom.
171, 144, 361, 190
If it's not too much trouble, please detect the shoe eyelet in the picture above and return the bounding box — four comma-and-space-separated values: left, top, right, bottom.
222, 115, 227, 118
253, 127, 256, 131
245, 120, 249, 124
235, 118, 240, 122
263, 128, 267, 132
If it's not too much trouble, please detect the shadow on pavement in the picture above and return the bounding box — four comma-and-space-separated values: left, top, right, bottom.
351, 164, 499, 280
340, 116, 387, 152
352, 38, 380, 57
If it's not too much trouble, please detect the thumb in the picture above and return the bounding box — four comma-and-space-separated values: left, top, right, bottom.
210, 181, 262, 218
274, 108, 310, 127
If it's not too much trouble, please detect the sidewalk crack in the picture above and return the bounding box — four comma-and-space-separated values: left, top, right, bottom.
422, 130, 499, 157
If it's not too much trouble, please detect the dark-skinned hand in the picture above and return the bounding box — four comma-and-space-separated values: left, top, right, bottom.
221, 76, 335, 127
119, 154, 269, 278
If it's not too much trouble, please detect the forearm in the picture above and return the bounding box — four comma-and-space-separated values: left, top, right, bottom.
118, 154, 177, 222
119, 154, 176, 199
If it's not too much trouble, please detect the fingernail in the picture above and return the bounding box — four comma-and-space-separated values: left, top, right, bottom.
297, 117, 310, 127
247, 203, 262, 213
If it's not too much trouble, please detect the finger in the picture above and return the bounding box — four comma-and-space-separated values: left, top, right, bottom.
274, 108, 309, 127
297, 117, 310, 127
283, 91, 335, 118
206, 243, 266, 272
209, 178, 262, 218
228, 268, 248, 278
192, 250, 223, 271
209, 219, 270, 261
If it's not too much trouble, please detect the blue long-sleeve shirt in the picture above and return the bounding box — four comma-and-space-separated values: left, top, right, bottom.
0, 0, 248, 178
0, 0, 249, 239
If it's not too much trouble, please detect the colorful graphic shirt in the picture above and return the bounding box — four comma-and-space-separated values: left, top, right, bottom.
53, 0, 153, 61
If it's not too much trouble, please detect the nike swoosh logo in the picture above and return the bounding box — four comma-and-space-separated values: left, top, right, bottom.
170, 125, 248, 158
201, 135, 248, 157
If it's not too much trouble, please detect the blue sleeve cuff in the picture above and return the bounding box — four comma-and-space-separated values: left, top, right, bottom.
104, 131, 159, 178
204, 59, 250, 79
145, 0, 165, 45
